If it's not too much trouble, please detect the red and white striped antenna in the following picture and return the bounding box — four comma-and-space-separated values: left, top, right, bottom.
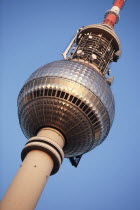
103, 0, 126, 28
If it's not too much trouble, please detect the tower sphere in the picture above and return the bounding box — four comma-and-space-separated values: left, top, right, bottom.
18, 60, 115, 157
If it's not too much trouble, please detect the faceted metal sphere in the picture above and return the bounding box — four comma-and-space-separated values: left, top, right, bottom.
18, 60, 115, 157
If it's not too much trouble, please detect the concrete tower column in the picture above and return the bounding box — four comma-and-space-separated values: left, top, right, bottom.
1, 128, 65, 210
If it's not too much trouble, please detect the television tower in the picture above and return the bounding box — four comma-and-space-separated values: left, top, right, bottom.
1, 0, 126, 209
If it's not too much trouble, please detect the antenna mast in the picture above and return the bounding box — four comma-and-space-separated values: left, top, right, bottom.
103, 0, 125, 28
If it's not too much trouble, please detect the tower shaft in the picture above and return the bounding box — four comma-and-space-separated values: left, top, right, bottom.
1, 128, 65, 210
1, 151, 53, 210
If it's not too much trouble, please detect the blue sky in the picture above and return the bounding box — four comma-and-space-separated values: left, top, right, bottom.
1, 0, 140, 210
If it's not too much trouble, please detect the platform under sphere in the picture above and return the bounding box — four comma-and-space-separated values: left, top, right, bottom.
18, 60, 115, 157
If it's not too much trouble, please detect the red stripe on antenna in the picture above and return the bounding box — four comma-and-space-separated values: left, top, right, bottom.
113, 0, 125, 9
